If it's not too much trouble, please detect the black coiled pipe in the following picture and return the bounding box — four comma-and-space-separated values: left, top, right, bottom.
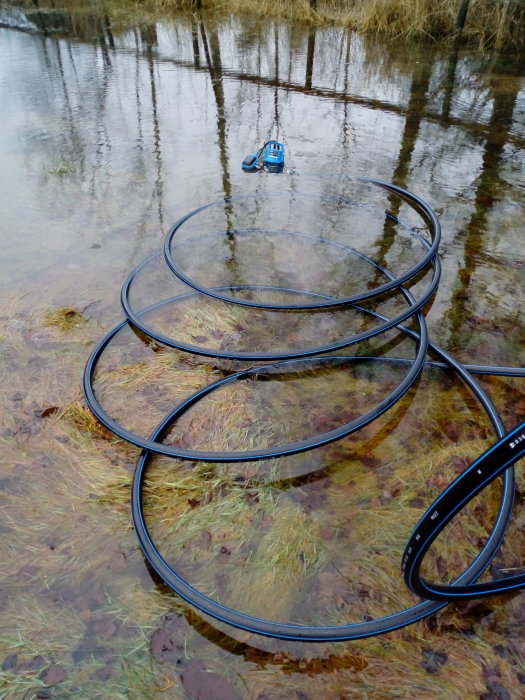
84, 179, 524, 640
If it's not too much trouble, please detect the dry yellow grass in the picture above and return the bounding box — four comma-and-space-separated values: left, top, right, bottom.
44, 306, 87, 331
47, 0, 524, 49
139, 0, 525, 50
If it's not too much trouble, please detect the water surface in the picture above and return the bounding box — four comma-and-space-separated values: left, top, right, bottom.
0, 5, 524, 699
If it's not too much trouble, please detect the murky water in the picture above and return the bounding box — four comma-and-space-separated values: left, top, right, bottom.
0, 4, 524, 699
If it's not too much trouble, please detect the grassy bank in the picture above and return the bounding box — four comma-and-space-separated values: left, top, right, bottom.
141, 0, 525, 50
17, 0, 525, 50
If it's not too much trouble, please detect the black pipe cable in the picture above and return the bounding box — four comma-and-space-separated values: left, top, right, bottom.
403, 421, 525, 600
123, 225, 441, 361
125, 284, 518, 639
130, 346, 515, 641
87, 205, 443, 461
162, 181, 441, 311
84, 282, 429, 461
83, 179, 524, 640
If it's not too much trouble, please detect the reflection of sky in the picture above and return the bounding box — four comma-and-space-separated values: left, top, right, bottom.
0, 14, 523, 362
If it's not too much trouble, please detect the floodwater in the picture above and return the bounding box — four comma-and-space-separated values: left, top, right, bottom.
0, 4, 524, 699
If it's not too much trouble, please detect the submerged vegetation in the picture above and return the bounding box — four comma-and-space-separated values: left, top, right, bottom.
1, 297, 525, 697
46, 158, 78, 177
44, 306, 87, 331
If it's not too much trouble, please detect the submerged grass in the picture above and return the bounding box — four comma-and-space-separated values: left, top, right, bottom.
46, 157, 78, 177
1, 295, 525, 698
44, 306, 87, 331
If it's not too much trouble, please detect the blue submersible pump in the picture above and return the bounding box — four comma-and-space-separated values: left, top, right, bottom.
242, 140, 284, 173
